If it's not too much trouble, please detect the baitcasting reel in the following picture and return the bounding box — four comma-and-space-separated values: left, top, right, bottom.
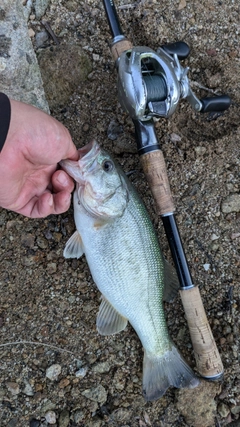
117, 41, 231, 121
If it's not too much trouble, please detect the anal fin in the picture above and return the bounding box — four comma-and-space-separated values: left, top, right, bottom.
63, 230, 84, 259
97, 296, 128, 335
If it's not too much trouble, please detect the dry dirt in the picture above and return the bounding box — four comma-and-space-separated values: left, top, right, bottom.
0, 1, 239, 426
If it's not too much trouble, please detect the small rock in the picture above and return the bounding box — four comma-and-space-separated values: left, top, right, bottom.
176, 380, 220, 427
46, 364, 62, 381
203, 263, 210, 271
30, 419, 41, 427
75, 366, 88, 378
82, 122, 90, 132
92, 53, 100, 61
28, 28, 35, 38
6, 382, 20, 395
81, 384, 107, 404
45, 411, 56, 424
74, 410, 85, 423
107, 120, 123, 140
41, 400, 56, 413
195, 146, 207, 156
59, 409, 70, 427
221, 194, 240, 213
208, 72, 222, 88
21, 233, 35, 247
92, 361, 111, 374
178, 0, 186, 10
47, 262, 57, 273
218, 402, 230, 418
35, 30, 49, 48
112, 408, 131, 422
0, 387, 5, 399
34, 0, 51, 20
58, 378, 70, 389
211, 233, 220, 241
7, 418, 18, 427
36, 236, 48, 249
170, 132, 181, 142
23, 382, 34, 396
231, 405, 240, 415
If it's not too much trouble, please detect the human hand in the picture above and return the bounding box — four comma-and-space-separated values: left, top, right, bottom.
0, 98, 79, 218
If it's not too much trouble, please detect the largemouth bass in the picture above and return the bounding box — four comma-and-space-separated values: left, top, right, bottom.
60, 141, 199, 401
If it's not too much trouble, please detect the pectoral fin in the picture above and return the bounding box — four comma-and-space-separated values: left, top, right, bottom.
97, 297, 128, 335
163, 259, 180, 302
63, 231, 84, 259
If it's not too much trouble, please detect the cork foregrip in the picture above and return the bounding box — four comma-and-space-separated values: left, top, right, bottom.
180, 286, 224, 378
141, 151, 175, 215
111, 40, 133, 61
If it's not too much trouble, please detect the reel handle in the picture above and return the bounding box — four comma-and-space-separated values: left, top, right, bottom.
200, 95, 231, 113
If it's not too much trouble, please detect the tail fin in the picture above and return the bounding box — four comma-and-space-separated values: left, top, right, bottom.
142, 345, 199, 401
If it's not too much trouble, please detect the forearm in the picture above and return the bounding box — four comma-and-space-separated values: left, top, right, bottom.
0, 92, 11, 152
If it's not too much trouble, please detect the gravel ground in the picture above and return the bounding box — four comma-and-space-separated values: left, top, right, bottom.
0, 1, 239, 426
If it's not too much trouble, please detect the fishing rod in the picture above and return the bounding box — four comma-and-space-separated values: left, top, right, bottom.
102, 0, 231, 380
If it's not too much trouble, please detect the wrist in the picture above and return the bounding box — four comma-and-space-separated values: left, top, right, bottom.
0, 93, 11, 152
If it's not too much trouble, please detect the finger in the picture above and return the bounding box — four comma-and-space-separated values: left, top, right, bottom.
65, 143, 79, 161
52, 170, 75, 193
19, 191, 72, 218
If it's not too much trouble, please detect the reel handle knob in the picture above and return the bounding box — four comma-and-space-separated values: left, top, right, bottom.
200, 95, 231, 113
161, 41, 190, 60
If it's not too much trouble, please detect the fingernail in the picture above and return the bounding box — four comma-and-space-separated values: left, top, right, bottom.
48, 194, 54, 207
66, 193, 72, 204
57, 171, 68, 186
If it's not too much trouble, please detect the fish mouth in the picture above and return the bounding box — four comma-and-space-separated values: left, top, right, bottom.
60, 140, 100, 183
78, 140, 101, 175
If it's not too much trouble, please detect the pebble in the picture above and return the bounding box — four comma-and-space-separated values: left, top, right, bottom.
23, 382, 34, 396
34, 0, 51, 19
73, 410, 85, 423
6, 382, 20, 395
81, 384, 107, 404
7, 418, 18, 427
176, 380, 220, 427
231, 405, 240, 415
75, 366, 88, 378
211, 233, 220, 241
107, 120, 123, 141
112, 408, 131, 422
45, 411, 57, 424
28, 28, 35, 38
195, 146, 207, 156
170, 132, 181, 142
92, 361, 111, 373
58, 378, 70, 389
218, 402, 230, 418
35, 31, 49, 48
178, 0, 186, 10
29, 420, 40, 427
46, 364, 62, 381
59, 409, 70, 427
221, 194, 240, 213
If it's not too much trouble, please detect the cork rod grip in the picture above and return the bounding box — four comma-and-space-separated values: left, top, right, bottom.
180, 286, 223, 378
111, 39, 133, 61
141, 150, 175, 215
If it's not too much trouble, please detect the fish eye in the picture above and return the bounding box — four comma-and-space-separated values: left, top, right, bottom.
102, 160, 114, 172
